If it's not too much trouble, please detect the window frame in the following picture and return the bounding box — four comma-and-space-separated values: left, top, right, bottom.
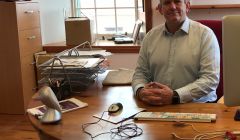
71, 0, 142, 37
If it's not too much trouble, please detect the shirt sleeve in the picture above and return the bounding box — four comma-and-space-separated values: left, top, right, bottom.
176, 29, 220, 103
132, 34, 152, 95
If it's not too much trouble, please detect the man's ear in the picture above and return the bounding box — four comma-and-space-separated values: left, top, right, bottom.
185, 1, 191, 13
157, 3, 164, 15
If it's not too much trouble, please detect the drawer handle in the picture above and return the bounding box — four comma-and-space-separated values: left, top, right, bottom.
27, 36, 36, 40
24, 10, 34, 14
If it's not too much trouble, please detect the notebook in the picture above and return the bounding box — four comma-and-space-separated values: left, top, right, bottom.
114, 37, 134, 44
102, 69, 135, 85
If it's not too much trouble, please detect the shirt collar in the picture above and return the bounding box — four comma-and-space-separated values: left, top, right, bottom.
181, 17, 190, 34
163, 17, 190, 35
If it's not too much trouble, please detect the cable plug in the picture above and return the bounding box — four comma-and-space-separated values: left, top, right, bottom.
225, 131, 237, 140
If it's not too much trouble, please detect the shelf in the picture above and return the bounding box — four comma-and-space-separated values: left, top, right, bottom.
191, 4, 240, 9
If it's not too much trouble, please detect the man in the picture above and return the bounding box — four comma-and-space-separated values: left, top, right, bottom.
132, 0, 220, 105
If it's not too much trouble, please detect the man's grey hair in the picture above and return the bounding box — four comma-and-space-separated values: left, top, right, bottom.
159, 0, 190, 5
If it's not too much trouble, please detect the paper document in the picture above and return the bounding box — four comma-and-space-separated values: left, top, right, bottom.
78, 50, 112, 56
27, 98, 88, 116
63, 50, 112, 57
50, 58, 100, 68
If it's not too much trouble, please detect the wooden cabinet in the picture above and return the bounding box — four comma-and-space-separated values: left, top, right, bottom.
0, 1, 42, 114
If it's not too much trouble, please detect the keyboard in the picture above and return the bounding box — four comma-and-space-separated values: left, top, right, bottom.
134, 112, 217, 123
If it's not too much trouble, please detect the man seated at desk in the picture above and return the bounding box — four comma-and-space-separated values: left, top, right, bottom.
132, 0, 220, 105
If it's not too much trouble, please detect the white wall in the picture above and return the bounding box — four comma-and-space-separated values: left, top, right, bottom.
152, 0, 165, 27
40, 0, 71, 44
151, 0, 240, 27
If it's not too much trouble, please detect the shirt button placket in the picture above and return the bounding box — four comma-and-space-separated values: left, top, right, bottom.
167, 36, 176, 86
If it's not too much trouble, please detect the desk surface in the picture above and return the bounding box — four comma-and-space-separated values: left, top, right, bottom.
28, 73, 240, 140
43, 40, 140, 53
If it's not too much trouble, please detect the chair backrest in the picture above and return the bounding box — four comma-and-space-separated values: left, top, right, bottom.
132, 20, 143, 44
196, 20, 223, 102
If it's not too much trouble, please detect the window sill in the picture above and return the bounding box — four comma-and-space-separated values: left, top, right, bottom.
43, 40, 141, 53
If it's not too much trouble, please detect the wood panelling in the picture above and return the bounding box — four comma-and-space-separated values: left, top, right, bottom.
0, 114, 39, 140
0, 1, 42, 114
144, 0, 152, 32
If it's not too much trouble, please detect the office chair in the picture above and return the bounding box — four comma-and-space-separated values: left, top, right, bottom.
197, 20, 223, 102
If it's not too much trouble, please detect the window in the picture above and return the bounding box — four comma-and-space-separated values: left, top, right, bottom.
72, 0, 143, 36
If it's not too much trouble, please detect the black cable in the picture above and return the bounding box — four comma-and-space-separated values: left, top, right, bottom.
110, 122, 143, 140
82, 111, 110, 140
82, 111, 143, 140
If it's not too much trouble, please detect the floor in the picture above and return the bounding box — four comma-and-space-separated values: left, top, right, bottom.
0, 114, 39, 140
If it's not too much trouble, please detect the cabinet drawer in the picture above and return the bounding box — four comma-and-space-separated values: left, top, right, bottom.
20, 55, 37, 109
19, 28, 42, 57
16, 2, 40, 30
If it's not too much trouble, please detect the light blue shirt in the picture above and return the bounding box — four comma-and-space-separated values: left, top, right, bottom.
132, 18, 220, 103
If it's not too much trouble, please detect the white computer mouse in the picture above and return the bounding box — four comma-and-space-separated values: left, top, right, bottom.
108, 103, 123, 114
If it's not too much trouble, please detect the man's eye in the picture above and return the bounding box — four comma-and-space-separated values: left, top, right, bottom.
174, 0, 183, 4
163, 0, 171, 5
163, 0, 183, 5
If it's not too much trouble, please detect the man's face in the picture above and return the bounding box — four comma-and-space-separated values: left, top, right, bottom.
159, 0, 190, 24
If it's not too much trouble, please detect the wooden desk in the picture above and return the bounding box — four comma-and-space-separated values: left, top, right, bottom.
28, 73, 240, 140
43, 40, 140, 53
